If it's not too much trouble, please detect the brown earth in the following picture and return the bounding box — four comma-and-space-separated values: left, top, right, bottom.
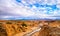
0, 20, 60, 36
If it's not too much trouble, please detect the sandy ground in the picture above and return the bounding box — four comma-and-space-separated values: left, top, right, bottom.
0, 20, 60, 36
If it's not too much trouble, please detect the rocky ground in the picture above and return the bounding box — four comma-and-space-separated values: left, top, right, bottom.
0, 20, 60, 36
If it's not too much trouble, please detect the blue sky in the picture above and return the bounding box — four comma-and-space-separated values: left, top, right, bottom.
0, 0, 60, 20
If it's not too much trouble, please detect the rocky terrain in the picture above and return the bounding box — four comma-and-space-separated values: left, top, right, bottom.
0, 20, 60, 36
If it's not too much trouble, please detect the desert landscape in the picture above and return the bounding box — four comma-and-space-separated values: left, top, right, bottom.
0, 20, 60, 36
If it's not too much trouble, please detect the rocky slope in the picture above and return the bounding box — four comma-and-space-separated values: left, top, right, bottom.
0, 20, 60, 36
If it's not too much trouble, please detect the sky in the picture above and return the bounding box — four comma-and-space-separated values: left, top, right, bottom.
0, 0, 60, 20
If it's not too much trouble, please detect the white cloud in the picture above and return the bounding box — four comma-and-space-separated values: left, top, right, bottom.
56, 4, 60, 8
0, 0, 60, 20
57, 0, 60, 4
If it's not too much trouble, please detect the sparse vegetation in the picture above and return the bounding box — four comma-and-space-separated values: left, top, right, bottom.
21, 23, 27, 27
0, 20, 60, 36
6, 22, 12, 24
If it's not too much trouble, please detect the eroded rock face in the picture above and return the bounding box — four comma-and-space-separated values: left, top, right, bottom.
38, 26, 60, 36
49, 27, 60, 36
0, 20, 60, 36
0, 24, 7, 36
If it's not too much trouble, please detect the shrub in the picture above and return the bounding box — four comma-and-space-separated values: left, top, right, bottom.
6, 22, 12, 24
21, 23, 27, 27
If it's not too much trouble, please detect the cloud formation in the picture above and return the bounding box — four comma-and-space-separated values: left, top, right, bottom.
0, 0, 60, 20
